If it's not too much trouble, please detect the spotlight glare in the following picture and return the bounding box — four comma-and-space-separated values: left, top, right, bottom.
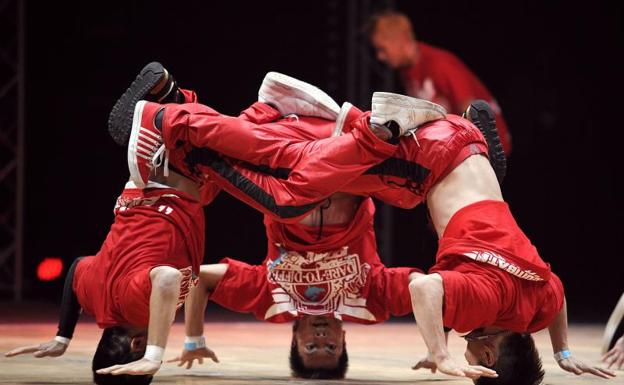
37, 257, 64, 281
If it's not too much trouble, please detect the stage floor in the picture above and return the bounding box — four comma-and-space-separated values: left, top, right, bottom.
0, 321, 618, 384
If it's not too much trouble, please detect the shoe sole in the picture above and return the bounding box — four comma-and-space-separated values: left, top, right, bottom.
259, 72, 340, 119
127, 100, 147, 188
465, 100, 507, 184
108, 62, 166, 146
602, 292, 624, 354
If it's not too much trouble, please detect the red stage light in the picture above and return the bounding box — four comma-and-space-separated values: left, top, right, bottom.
37, 257, 64, 281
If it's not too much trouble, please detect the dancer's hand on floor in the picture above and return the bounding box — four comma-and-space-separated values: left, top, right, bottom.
435, 354, 498, 379
602, 336, 624, 370
96, 357, 161, 376
167, 347, 219, 369
558, 356, 616, 378
412, 354, 437, 373
4, 339, 68, 358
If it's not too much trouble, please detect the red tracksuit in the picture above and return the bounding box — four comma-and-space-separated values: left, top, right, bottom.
162, 90, 486, 220
163, 96, 396, 221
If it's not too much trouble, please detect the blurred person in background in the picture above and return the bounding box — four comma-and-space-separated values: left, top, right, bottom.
367, 10, 512, 155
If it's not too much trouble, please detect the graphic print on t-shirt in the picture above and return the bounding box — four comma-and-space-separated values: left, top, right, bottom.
264, 246, 375, 321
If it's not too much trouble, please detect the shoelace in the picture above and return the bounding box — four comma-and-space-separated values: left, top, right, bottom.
407, 129, 421, 148
152, 145, 169, 178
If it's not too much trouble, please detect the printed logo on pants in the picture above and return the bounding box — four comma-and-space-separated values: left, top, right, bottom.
463, 250, 545, 281
265, 246, 375, 321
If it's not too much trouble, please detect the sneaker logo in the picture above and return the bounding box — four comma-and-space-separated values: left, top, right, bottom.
136, 127, 162, 160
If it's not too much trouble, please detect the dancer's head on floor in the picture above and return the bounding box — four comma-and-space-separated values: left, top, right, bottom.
464, 329, 544, 385
92, 326, 152, 385
289, 315, 348, 379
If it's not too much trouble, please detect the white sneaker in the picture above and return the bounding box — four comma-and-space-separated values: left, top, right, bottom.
370, 92, 447, 136
258, 72, 340, 120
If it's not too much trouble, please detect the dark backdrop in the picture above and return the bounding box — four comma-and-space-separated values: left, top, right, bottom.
15, 0, 623, 321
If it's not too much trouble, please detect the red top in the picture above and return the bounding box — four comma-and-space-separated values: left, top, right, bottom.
73, 187, 205, 328
430, 200, 564, 333
401, 42, 511, 154
210, 198, 420, 324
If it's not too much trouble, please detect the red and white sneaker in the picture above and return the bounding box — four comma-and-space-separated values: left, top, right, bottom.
127, 100, 168, 188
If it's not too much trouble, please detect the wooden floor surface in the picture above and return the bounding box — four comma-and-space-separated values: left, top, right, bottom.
0, 321, 619, 384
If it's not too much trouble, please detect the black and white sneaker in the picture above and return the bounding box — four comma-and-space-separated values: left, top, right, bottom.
464, 100, 507, 184
108, 61, 182, 146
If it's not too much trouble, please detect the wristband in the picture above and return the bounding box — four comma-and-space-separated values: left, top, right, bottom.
144, 345, 165, 363
554, 349, 571, 362
54, 336, 71, 345
184, 336, 206, 351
